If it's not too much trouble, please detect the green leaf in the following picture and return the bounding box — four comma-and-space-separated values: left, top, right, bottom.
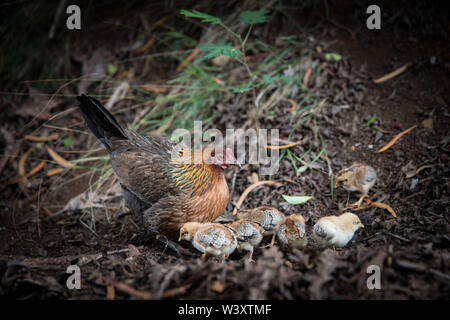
325, 53, 342, 61
239, 10, 271, 24
63, 137, 74, 147
232, 82, 251, 93
197, 43, 241, 62
107, 63, 117, 75
282, 195, 313, 205
180, 9, 222, 24
366, 115, 376, 127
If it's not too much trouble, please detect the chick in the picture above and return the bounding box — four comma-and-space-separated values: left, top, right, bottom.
313, 212, 364, 248
226, 220, 265, 262
179, 222, 237, 260
335, 163, 377, 207
277, 214, 308, 250
234, 206, 285, 246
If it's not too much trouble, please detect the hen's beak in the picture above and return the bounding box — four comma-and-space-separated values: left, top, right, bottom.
230, 159, 242, 168
178, 235, 182, 241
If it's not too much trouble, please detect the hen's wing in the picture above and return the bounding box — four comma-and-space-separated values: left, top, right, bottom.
110, 133, 180, 205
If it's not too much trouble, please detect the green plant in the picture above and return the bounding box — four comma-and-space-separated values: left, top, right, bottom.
180, 9, 272, 129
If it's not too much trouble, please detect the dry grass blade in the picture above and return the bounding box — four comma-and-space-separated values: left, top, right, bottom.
47, 168, 65, 176
176, 48, 199, 73
285, 98, 297, 115
233, 180, 283, 215
267, 139, 303, 149
370, 202, 398, 217
355, 201, 397, 217
303, 67, 312, 86
18, 147, 34, 179
106, 285, 115, 300
376, 125, 417, 153
103, 277, 152, 299
46, 146, 75, 168
9, 160, 46, 184
373, 64, 410, 83
24, 133, 59, 142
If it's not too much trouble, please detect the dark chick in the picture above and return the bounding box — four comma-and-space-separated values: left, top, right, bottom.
76, 94, 240, 238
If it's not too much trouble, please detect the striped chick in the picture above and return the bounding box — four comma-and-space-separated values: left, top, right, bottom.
226, 220, 264, 262
234, 206, 285, 246
313, 212, 364, 248
179, 222, 237, 260
277, 214, 308, 250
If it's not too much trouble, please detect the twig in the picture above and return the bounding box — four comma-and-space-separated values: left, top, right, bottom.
373, 64, 410, 83
233, 181, 283, 215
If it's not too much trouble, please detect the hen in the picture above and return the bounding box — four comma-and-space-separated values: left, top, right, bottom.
76, 94, 239, 238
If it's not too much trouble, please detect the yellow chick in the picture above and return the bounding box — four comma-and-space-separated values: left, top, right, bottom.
313, 212, 364, 248
234, 206, 285, 246
335, 163, 377, 206
277, 214, 308, 250
226, 220, 265, 262
179, 222, 237, 260
335, 163, 377, 194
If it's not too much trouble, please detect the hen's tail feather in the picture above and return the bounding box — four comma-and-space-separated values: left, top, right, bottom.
76, 94, 128, 151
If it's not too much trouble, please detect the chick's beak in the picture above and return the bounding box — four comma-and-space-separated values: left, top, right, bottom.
178, 235, 183, 241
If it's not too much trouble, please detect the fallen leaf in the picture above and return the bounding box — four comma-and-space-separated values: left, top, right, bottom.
303, 67, 312, 86
106, 285, 115, 300
47, 168, 64, 176
9, 160, 46, 184
421, 118, 433, 129
281, 195, 313, 205
46, 146, 75, 168
376, 125, 417, 153
373, 64, 409, 83
18, 147, 34, 179
24, 134, 59, 142
267, 139, 303, 149
176, 48, 199, 73
210, 280, 225, 293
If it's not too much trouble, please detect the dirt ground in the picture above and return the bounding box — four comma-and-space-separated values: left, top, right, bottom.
0, 1, 449, 299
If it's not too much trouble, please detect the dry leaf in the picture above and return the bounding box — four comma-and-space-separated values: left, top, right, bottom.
47, 168, 64, 176
303, 67, 312, 86
376, 125, 417, 153
373, 64, 410, 83
18, 147, 34, 179
176, 48, 199, 73
46, 146, 75, 168
267, 139, 303, 149
421, 118, 433, 129
212, 55, 230, 67
24, 134, 59, 142
106, 285, 115, 300
9, 160, 46, 184
210, 280, 225, 293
